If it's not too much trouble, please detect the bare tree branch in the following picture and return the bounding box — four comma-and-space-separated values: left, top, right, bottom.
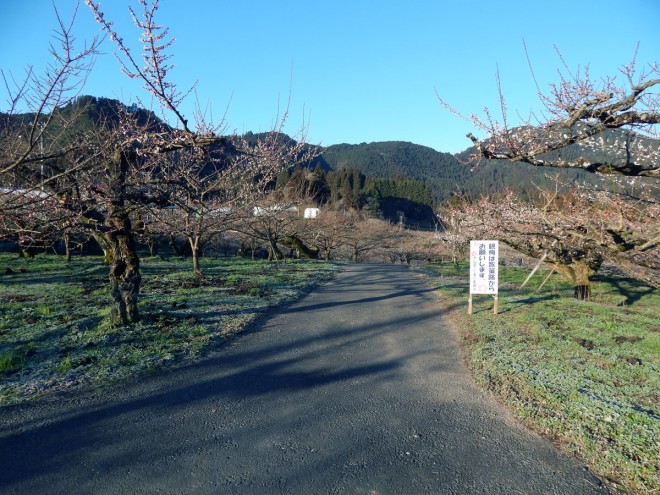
1, 1, 101, 176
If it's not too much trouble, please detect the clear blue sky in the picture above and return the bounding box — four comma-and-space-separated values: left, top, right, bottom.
1, 0, 659, 153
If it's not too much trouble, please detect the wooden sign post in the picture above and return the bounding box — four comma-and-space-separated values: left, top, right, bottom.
469, 240, 499, 314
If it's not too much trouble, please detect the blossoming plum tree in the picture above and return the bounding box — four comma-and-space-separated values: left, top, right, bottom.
1, 1, 307, 325
444, 184, 659, 299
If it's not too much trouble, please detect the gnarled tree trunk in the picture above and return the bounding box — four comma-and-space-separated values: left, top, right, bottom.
17, 243, 34, 258
104, 215, 141, 325
505, 239, 603, 301
281, 235, 319, 259
169, 234, 185, 257
554, 259, 598, 301
104, 147, 141, 326
267, 236, 284, 261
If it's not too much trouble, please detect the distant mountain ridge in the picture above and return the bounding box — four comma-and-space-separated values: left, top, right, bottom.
5, 96, 657, 204
319, 131, 660, 203
318, 141, 471, 202
318, 140, 589, 203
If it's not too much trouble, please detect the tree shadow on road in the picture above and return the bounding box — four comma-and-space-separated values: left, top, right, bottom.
0, 300, 447, 492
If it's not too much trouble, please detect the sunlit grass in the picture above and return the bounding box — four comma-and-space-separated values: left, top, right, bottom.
419, 261, 659, 494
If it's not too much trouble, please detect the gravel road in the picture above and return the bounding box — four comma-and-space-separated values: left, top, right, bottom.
0, 263, 609, 494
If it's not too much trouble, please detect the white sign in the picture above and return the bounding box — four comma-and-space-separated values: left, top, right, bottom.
470, 240, 499, 294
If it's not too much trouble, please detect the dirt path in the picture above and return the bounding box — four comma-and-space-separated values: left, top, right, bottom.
0, 263, 608, 494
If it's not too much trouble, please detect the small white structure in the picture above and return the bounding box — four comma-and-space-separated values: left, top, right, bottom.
303, 207, 320, 219
253, 204, 299, 217
208, 207, 233, 218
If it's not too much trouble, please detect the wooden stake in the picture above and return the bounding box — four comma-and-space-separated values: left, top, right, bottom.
493, 295, 499, 315
537, 265, 557, 292
520, 240, 557, 289
468, 295, 473, 315
520, 252, 547, 289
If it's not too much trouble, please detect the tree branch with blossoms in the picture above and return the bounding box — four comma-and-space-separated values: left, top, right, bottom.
85, 0, 196, 134
438, 45, 660, 178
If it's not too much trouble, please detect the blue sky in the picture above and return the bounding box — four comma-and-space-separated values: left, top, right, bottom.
1, 1, 659, 153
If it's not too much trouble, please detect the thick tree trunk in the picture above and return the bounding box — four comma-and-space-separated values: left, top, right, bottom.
104, 147, 141, 326
574, 284, 590, 300
281, 235, 319, 259
571, 260, 592, 300
91, 234, 113, 264
504, 240, 603, 301
104, 218, 141, 325
17, 244, 33, 258
267, 237, 284, 261
555, 260, 592, 300
169, 234, 184, 257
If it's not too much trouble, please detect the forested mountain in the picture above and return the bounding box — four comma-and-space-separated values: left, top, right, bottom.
6, 96, 656, 207
31, 95, 165, 141
319, 141, 470, 203
318, 140, 631, 204
273, 164, 437, 229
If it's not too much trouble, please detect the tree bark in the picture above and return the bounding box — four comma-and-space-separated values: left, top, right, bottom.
104, 217, 141, 325
104, 148, 141, 326
169, 234, 184, 257
63, 232, 71, 262
281, 235, 319, 259
504, 237, 602, 301
555, 259, 593, 300
149, 240, 158, 257
251, 242, 257, 261
188, 235, 202, 276
267, 237, 284, 260
17, 243, 33, 258
571, 259, 592, 300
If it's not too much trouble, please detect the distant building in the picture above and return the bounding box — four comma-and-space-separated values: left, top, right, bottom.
253, 204, 299, 217
303, 207, 320, 219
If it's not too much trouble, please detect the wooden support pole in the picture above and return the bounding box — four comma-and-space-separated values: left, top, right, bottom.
537, 265, 557, 292
468, 295, 473, 315
493, 295, 498, 315
520, 240, 557, 289
520, 253, 547, 289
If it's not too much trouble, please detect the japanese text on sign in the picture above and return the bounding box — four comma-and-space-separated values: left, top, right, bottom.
470, 240, 498, 294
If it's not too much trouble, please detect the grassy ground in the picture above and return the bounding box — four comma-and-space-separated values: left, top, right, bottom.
2, 253, 657, 492
0, 253, 337, 406
419, 262, 659, 494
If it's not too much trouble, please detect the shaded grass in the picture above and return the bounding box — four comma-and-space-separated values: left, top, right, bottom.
418, 262, 659, 494
0, 254, 337, 405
